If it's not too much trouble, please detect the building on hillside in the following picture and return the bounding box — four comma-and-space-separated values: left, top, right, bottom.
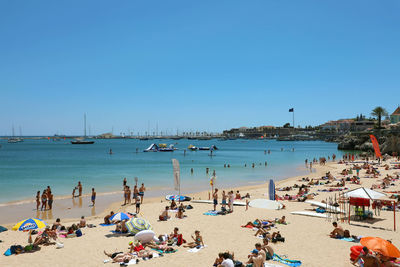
390, 106, 400, 124
320, 119, 353, 132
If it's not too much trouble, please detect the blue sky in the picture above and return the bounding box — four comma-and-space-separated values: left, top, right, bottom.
0, 0, 399, 135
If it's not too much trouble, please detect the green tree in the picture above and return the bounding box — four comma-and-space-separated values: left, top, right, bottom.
371, 106, 388, 129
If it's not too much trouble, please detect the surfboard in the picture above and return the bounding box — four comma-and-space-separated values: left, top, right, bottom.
165, 195, 191, 201
290, 211, 328, 218
249, 199, 283, 210
190, 200, 246, 206
268, 179, 275, 200
305, 200, 342, 213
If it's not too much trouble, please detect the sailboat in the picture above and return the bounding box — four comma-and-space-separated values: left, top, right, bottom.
8, 126, 23, 143
71, 114, 95, 144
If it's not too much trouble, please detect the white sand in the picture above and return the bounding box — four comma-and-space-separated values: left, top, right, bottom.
0, 158, 399, 267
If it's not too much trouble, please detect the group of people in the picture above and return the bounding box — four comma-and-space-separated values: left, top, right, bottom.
122, 178, 146, 213
212, 188, 245, 212
36, 186, 53, 211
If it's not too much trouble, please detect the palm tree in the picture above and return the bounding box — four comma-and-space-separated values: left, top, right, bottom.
371, 106, 388, 129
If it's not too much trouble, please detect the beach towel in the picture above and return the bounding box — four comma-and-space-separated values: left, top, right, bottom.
203, 211, 219, 216
264, 263, 285, 267
99, 223, 115, 226
272, 254, 301, 267
151, 248, 178, 254
187, 245, 207, 253
241, 225, 254, 229
338, 237, 359, 243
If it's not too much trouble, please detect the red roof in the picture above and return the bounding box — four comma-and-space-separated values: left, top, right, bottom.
392, 106, 400, 116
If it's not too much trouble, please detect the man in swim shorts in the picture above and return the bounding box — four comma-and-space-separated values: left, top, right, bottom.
213, 188, 219, 211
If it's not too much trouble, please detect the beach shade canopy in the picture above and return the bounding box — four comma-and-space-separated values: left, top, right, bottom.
361, 237, 400, 258
344, 187, 385, 200
109, 212, 131, 222
125, 217, 152, 234
12, 218, 47, 231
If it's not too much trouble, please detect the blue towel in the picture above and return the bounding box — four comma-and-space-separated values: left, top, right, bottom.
273, 254, 302, 267
203, 211, 219, 216
99, 223, 115, 226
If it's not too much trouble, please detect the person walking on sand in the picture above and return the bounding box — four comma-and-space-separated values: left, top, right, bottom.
123, 186, 128, 206
78, 181, 82, 197
135, 194, 141, 213
139, 183, 146, 204
36, 191, 41, 210
91, 188, 96, 206
213, 188, 219, 211
123, 177, 127, 187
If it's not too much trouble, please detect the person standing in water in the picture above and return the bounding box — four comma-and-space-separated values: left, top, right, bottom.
139, 183, 146, 204
133, 185, 139, 202
47, 189, 53, 210
41, 190, 47, 211
222, 190, 227, 209
78, 181, 82, 197
36, 191, 41, 210
91, 188, 96, 206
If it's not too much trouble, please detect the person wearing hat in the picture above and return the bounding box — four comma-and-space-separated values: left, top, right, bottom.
247, 248, 264, 267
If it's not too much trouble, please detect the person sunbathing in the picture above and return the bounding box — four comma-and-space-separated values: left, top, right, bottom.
129, 241, 154, 258
276, 216, 286, 224
145, 240, 175, 253
329, 222, 344, 238
169, 227, 186, 246
352, 246, 379, 267
244, 219, 273, 228
104, 211, 114, 225
159, 206, 170, 221
104, 250, 138, 264
170, 199, 177, 210
183, 230, 203, 248
176, 206, 185, 219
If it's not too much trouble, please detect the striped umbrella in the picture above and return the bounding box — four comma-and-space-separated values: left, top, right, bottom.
109, 212, 131, 221
12, 218, 47, 231
125, 217, 152, 234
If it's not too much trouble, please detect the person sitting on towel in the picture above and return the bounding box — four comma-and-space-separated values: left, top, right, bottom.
329, 222, 344, 238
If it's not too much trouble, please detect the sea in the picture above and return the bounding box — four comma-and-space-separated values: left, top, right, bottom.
0, 138, 344, 205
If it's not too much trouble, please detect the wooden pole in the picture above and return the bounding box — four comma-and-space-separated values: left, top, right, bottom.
348, 201, 351, 224
394, 200, 396, 232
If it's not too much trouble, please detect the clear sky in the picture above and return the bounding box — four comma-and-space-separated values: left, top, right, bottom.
0, 0, 399, 135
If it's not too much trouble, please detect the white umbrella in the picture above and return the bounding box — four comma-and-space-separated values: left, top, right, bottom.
344, 187, 386, 200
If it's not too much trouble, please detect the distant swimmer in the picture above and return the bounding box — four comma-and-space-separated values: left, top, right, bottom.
227, 164, 230, 168
265, 161, 267, 167
136, 148, 139, 153
244, 164, 247, 167
281, 148, 283, 151
191, 168, 194, 175
109, 148, 113, 155
184, 149, 186, 156
252, 163, 255, 168
268, 150, 271, 154
264, 150, 266, 155
292, 148, 295, 152
206, 167, 209, 174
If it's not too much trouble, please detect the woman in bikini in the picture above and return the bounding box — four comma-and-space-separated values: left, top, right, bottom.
183, 230, 204, 248
41, 190, 47, 211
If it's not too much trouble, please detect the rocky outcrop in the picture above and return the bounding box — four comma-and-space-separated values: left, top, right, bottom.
381, 135, 400, 154
337, 134, 369, 150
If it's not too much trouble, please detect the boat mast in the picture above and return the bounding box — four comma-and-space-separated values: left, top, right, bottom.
84, 113, 87, 137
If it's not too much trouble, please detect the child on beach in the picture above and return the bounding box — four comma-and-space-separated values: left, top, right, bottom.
135, 195, 141, 213
183, 230, 204, 248
41, 190, 47, 211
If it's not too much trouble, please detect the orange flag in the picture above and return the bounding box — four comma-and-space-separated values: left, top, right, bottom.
370, 135, 381, 158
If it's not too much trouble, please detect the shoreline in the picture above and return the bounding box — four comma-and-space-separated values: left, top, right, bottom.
0, 161, 319, 228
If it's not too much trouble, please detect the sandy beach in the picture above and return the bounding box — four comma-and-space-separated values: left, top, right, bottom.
1, 157, 399, 267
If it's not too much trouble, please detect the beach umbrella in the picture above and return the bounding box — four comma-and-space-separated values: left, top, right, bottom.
109, 212, 131, 221
125, 217, 152, 234
12, 218, 47, 231
361, 237, 400, 258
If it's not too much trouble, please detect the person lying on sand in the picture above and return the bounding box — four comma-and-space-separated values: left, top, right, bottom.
104, 211, 114, 225
329, 222, 344, 238
145, 240, 175, 253
183, 230, 203, 248
104, 250, 139, 264
244, 219, 274, 228
129, 241, 156, 259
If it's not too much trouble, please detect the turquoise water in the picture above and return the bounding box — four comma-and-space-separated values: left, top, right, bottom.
0, 139, 342, 204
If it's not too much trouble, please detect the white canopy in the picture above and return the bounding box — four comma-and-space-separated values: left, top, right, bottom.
344, 187, 386, 200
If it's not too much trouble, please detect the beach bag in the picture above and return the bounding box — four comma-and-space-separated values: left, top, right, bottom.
75, 229, 82, 237
186, 205, 193, 209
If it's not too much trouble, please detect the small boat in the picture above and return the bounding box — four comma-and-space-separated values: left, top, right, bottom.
188, 144, 198, 151
144, 143, 159, 152
198, 147, 210, 150
71, 139, 95, 144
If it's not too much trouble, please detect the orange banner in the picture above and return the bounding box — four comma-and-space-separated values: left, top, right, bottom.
370, 135, 381, 158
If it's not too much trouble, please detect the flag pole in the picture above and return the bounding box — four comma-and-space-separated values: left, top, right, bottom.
293, 110, 295, 129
